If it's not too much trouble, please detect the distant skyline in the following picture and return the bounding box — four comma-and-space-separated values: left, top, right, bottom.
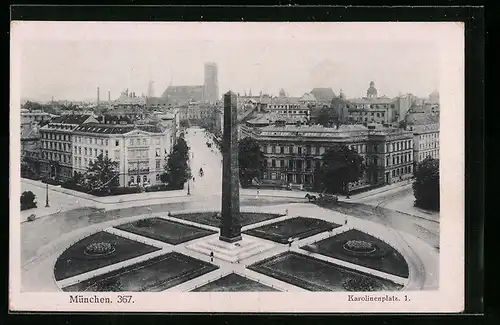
14, 22, 444, 102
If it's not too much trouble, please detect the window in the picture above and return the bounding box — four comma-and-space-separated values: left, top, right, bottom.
137, 175, 140, 183
78, 147, 81, 154
155, 148, 160, 157
271, 159, 276, 168
115, 150, 120, 159
115, 140, 119, 146
392, 170, 395, 177
94, 149, 98, 156
156, 160, 161, 169
156, 174, 160, 181
143, 175, 148, 183
297, 147, 302, 155
105, 150, 108, 157
85, 148, 88, 155
100, 149, 103, 156
143, 138, 147, 145
289, 145, 294, 154
84, 158, 88, 166
280, 146, 285, 154
105, 139, 109, 146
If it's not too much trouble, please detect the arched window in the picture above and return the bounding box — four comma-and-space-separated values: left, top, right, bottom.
143, 175, 148, 183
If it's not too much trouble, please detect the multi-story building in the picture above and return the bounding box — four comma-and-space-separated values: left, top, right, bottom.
367, 125, 414, 185
21, 109, 52, 125
71, 121, 174, 188
408, 123, 440, 164
266, 89, 310, 119
241, 123, 414, 190
21, 122, 42, 176
336, 82, 415, 125
39, 114, 98, 181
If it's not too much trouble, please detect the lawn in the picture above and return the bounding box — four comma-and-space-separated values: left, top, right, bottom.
115, 217, 216, 245
243, 217, 341, 244
301, 229, 409, 278
191, 273, 279, 292
54, 231, 160, 281
63, 252, 219, 292
171, 212, 284, 228
248, 251, 402, 292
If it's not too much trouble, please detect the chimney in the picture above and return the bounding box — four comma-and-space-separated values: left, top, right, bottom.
97, 87, 100, 106
108, 90, 111, 102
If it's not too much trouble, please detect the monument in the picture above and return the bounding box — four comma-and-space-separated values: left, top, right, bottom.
219, 91, 242, 243
186, 91, 274, 262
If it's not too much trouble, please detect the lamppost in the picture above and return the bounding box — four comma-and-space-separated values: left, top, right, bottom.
45, 182, 50, 207
187, 178, 191, 195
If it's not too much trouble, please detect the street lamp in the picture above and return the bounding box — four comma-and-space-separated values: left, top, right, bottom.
187, 179, 191, 195
45, 182, 50, 207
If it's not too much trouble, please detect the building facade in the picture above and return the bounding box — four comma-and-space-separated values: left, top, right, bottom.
409, 123, 440, 164
71, 122, 174, 188
241, 123, 414, 190
39, 115, 98, 181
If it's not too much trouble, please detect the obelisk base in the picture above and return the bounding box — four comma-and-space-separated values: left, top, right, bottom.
219, 234, 242, 243
186, 235, 275, 263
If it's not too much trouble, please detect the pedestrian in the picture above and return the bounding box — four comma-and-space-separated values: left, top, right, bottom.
345, 218, 348, 226
210, 251, 214, 263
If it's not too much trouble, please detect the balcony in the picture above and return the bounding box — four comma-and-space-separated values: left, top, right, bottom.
128, 167, 150, 174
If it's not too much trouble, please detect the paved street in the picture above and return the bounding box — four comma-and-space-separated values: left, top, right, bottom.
184, 127, 223, 197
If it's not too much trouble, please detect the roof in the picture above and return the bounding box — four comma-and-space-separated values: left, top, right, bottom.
347, 97, 394, 105
405, 112, 440, 125
410, 123, 440, 134
300, 93, 317, 102
114, 92, 147, 105
310, 88, 336, 103
270, 96, 301, 105
73, 122, 165, 135
49, 114, 93, 125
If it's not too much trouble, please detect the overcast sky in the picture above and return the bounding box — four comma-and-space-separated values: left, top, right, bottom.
15, 22, 445, 102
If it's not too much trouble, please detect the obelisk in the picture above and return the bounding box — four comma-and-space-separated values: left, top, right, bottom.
219, 91, 242, 243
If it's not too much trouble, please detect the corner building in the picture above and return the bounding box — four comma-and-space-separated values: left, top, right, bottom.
71, 121, 173, 187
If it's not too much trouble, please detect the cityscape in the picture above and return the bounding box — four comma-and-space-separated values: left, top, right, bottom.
18, 36, 440, 299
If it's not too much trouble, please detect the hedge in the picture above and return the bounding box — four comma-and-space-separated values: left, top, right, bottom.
42, 178, 62, 186
144, 184, 170, 192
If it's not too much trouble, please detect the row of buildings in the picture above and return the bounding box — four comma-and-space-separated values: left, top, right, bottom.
21, 109, 181, 188
241, 118, 439, 190
236, 82, 440, 190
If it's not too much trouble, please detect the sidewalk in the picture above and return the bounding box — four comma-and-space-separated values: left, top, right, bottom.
21, 178, 187, 205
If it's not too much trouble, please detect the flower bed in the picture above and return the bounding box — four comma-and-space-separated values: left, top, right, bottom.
343, 240, 376, 254
84, 242, 116, 257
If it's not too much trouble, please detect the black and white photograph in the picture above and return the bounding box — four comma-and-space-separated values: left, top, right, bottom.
10, 21, 464, 313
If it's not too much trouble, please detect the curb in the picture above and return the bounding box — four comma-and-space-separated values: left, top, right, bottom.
394, 209, 439, 224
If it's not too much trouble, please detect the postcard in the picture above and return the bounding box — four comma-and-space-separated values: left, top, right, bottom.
10, 21, 464, 313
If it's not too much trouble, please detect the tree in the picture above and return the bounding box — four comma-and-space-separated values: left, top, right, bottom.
21, 191, 37, 211
316, 144, 364, 194
412, 157, 440, 211
316, 106, 340, 127
238, 137, 266, 188
161, 137, 191, 189
85, 154, 119, 193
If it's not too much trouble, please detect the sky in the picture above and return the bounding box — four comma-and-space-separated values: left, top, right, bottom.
14, 22, 446, 102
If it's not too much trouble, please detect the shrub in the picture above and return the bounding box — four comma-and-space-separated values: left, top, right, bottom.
136, 218, 154, 227
42, 178, 62, 186
110, 187, 141, 195
20, 191, 37, 211
144, 184, 170, 192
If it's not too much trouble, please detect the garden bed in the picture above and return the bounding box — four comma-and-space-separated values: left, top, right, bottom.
301, 229, 409, 278
248, 251, 402, 292
115, 217, 216, 245
191, 273, 279, 292
171, 212, 285, 228
63, 252, 218, 292
54, 231, 160, 281
243, 217, 340, 244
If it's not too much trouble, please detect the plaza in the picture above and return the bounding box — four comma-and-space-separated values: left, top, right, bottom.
20, 126, 439, 293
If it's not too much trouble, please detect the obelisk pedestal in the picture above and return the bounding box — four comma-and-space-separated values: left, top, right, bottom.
219, 91, 242, 243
